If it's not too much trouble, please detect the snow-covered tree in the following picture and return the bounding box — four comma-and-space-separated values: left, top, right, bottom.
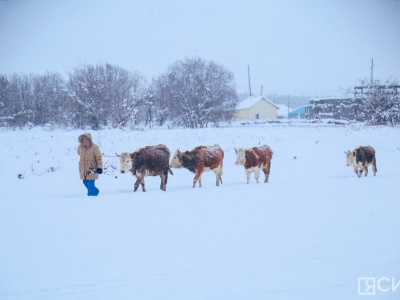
68, 64, 108, 128
0, 75, 11, 121
0, 73, 70, 127
68, 63, 148, 129
3, 74, 35, 127
153, 57, 238, 128
103, 64, 148, 128
31, 72, 69, 126
356, 78, 400, 125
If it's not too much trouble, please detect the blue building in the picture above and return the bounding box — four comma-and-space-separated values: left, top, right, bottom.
289, 106, 307, 119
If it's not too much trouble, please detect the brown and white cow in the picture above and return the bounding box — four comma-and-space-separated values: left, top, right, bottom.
118, 144, 173, 192
170, 144, 224, 188
235, 145, 273, 184
345, 145, 377, 178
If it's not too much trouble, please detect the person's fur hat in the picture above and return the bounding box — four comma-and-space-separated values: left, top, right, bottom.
78, 132, 93, 146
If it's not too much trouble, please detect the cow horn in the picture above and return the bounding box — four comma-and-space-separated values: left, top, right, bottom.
115, 153, 120, 157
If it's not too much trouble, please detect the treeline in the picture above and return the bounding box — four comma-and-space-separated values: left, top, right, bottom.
0, 57, 239, 129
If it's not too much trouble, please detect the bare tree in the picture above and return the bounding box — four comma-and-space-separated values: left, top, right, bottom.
153, 57, 238, 128
68, 63, 147, 128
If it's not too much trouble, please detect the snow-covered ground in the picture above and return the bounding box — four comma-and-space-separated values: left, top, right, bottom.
1, 123, 399, 300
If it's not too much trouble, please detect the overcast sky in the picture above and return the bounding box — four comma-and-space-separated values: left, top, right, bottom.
0, 0, 399, 97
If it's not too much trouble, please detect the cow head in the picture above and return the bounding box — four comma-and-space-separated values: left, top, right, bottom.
235, 148, 246, 165
119, 152, 133, 173
345, 150, 356, 166
170, 149, 183, 168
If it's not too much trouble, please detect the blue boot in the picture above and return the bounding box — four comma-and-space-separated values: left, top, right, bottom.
83, 180, 99, 196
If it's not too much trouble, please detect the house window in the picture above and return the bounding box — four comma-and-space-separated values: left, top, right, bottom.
255, 114, 260, 119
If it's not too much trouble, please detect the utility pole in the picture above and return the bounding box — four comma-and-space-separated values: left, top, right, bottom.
248, 65, 252, 96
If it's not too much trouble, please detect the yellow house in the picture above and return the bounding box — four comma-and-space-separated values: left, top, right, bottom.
236, 96, 279, 120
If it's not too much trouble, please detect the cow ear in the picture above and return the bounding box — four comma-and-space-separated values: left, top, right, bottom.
131, 153, 136, 160
353, 151, 356, 156
235, 148, 237, 153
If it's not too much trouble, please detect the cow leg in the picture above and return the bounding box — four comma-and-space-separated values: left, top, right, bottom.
160, 174, 167, 191
264, 161, 271, 183
216, 173, 222, 186
263, 168, 269, 183
215, 173, 220, 186
214, 166, 222, 186
141, 182, 146, 192
134, 174, 146, 192
193, 171, 202, 188
354, 166, 361, 178
255, 168, 261, 183
364, 166, 368, 177
245, 169, 251, 184
358, 166, 364, 177
373, 158, 377, 176
219, 162, 223, 185
134, 178, 140, 192
192, 176, 202, 188
163, 167, 169, 191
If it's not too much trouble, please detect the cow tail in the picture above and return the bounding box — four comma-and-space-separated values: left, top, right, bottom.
164, 166, 169, 185
168, 166, 174, 175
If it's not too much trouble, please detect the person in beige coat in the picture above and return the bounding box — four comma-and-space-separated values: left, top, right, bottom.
78, 132, 103, 196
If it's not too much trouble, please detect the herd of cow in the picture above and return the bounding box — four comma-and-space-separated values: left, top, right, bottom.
116, 144, 377, 192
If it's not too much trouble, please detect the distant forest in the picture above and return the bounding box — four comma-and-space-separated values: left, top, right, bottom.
1, 57, 399, 128
0, 58, 239, 129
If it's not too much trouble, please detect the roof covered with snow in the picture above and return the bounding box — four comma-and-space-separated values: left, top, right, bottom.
290, 106, 307, 114
310, 97, 352, 102
276, 104, 289, 117
237, 96, 279, 110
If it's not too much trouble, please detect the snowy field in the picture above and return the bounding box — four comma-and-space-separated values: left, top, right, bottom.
0, 123, 399, 300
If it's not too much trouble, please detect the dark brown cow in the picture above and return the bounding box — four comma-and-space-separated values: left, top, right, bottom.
235, 145, 273, 184
118, 144, 173, 192
170, 144, 224, 188
345, 145, 377, 178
